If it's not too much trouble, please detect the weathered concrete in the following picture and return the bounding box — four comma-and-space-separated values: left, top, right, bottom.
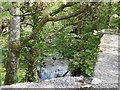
92, 31, 119, 89
0, 77, 84, 88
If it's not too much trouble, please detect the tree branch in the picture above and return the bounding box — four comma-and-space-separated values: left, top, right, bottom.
45, 3, 101, 39
50, 2, 79, 16
45, 10, 91, 39
20, 22, 33, 27
48, 3, 96, 21
18, 2, 100, 52
18, 3, 80, 51
8, 8, 44, 16
18, 16, 49, 52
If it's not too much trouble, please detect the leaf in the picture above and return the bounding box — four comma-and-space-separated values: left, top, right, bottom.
85, 69, 91, 76
89, 66, 94, 69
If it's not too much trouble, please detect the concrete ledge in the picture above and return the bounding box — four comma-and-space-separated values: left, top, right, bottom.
92, 33, 119, 89
0, 77, 84, 88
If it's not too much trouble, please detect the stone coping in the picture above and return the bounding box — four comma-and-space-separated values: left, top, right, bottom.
92, 30, 119, 89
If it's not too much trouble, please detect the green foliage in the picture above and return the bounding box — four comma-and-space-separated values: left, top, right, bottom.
1, 72, 5, 85
16, 70, 26, 83
52, 27, 101, 76
0, 2, 11, 23
19, 2, 118, 78
109, 14, 119, 29
0, 47, 2, 64
68, 32, 101, 76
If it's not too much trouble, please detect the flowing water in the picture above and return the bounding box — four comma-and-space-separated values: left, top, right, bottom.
37, 56, 71, 80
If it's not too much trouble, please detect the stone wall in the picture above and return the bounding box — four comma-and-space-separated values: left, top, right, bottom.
92, 29, 119, 89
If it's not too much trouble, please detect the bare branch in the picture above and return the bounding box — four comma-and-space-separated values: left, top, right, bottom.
20, 22, 33, 27
8, 8, 43, 16
1, 8, 43, 16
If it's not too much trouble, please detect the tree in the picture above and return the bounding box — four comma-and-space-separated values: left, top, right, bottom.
4, 3, 20, 85
19, 2, 94, 82
3, 2, 90, 84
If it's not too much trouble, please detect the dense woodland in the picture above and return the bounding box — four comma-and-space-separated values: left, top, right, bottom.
0, 1, 119, 85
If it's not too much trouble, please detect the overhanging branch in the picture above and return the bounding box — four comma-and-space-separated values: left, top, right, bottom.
50, 2, 79, 16
45, 11, 91, 39
48, 3, 96, 21
18, 3, 81, 51
19, 2, 100, 52
45, 3, 101, 39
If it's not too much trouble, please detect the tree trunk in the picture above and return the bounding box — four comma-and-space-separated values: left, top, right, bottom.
26, 59, 36, 82
25, 14, 40, 82
25, 48, 38, 82
0, 25, 3, 37
0, 26, 2, 86
4, 3, 20, 85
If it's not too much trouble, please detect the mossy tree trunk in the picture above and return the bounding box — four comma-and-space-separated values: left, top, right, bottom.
26, 59, 36, 82
26, 49, 38, 82
0, 40, 1, 86
4, 3, 20, 85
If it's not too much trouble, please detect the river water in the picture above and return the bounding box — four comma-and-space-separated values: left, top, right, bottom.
37, 56, 71, 80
